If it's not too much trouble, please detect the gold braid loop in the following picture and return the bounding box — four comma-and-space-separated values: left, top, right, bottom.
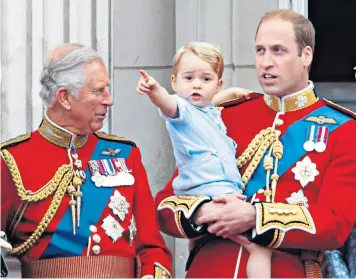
236, 128, 275, 168
240, 132, 278, 191
9, 169, 74, 256
1, 149, 72, 202
263, 156, 273, 170
272, 140, 283, 159
1, 149, 75, 255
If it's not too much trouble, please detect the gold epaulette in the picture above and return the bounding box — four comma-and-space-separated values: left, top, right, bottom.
1, 133, 31, 150
219, 93, 263, 109
324, 99, 356, 119
94, 131, 136, 147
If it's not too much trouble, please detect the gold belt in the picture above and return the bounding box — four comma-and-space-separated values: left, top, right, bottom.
21, 255, 135, 278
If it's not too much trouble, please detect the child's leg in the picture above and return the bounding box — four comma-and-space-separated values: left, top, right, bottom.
245, 244, 272, 278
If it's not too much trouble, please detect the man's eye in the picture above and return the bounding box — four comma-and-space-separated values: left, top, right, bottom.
256, 48, 263, 53
274, 47, 283, 53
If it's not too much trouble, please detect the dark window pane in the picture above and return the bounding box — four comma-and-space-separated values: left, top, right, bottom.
308, 0, 356, 82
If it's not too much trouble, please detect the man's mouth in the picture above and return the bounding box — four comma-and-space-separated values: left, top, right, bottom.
96, 113, 107, 119
262, 73, 277, 79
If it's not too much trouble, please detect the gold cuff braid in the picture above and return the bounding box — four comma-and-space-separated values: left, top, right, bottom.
255, 203, 316, 235
157, 195, 210, 219
154, 262, 171, 279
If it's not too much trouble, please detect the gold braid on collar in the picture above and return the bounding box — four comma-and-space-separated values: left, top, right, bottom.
38, 117, 88, 149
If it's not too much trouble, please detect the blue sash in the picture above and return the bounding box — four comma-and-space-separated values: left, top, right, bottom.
41, 139, 132, 258
244, 105, 353, 200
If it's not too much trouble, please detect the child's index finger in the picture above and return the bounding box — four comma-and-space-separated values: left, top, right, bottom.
139, 70, 150, 82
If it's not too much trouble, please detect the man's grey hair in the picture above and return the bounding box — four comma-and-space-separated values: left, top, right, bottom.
39, 43, 104, 107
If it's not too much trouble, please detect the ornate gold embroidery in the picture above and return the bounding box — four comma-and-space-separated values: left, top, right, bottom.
154, 262, 171, 279
1, 149, 74, 255
1, 133, 31, 150
324, 99, 356, 118
267, 229, 284, 248
175, 211, 188, 239
264, 88, 319, 112
38, 117, 88, 149
158, 195, 210, 219
255, 203, 315, 234
305, 115, 337, 125
267, 229, 280, 248
95, 131, 135, 146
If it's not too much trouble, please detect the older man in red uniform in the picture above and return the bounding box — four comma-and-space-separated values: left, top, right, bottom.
155, 10, 356, 278
1, 44, 172, 278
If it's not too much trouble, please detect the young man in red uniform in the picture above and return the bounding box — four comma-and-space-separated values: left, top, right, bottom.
155, 10, 356, 278
1, 43, 172, 278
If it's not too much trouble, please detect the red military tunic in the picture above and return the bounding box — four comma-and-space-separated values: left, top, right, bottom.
156, 86, 356, 278
1, 116, 172, 278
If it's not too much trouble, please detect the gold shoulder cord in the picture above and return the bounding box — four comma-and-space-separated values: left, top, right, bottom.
236, 127, 283, 202
1, 149, 74, 256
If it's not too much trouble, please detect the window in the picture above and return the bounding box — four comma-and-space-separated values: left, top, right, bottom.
308, 0, 356, 82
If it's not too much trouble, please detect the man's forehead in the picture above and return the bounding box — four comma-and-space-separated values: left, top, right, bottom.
256, 20, 297, 45
85, 62, 108, 85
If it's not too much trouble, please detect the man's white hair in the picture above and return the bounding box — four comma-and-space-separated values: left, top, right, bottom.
39, 43, 103, 107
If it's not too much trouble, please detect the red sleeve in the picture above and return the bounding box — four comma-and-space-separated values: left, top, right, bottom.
132, 147, 172, 277
155, 169, 211, 239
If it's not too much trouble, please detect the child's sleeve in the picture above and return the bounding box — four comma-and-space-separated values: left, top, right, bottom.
158, 95, 191, 124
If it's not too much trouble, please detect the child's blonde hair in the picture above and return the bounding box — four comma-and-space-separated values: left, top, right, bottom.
173, 42, 224, 79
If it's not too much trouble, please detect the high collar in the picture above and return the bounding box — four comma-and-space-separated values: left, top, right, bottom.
38, 113, 89, 149
263, 81, 319, 112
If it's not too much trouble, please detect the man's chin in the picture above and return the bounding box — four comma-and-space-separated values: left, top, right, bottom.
90, 121, 105, 133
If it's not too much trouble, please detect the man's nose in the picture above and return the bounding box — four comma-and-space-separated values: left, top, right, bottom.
261, 52, 274, 68
102, 88, 114, 106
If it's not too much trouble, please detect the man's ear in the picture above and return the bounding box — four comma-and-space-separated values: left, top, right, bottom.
302, 46, 313, 68
216, 78, 223, 93
56, 88, 72, 110
170, 75, 177, 92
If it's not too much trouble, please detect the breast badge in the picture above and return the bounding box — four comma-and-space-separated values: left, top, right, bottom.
108, 190, 130, 221
291, 156, 319, 187
286, 189, 309, 208
101, 215, 124, 242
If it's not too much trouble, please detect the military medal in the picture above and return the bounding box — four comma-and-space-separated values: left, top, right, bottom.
89, 158, 135, 187
113, 158, 135, 185
303, 125, 316, 152
291, 156, 319, 187
108, 190, 130, 221
315, 126, 329, 153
